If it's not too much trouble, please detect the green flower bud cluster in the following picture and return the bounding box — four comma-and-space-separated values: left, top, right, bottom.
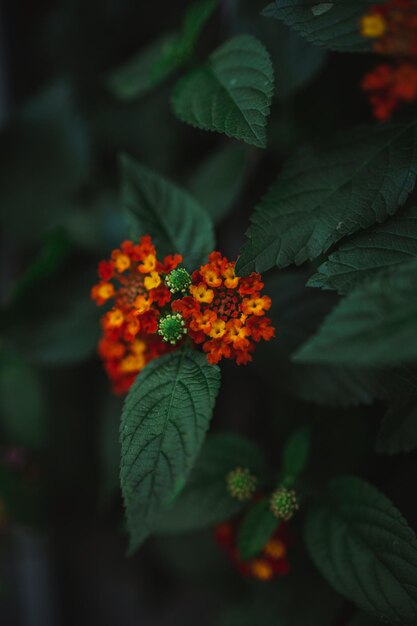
157, 313, 187, 345
226, 467, 257, 502
165, 268, 192, 294
270, 487, 299, 521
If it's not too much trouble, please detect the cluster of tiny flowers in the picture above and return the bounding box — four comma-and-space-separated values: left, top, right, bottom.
270, 487, 299, 522
360, 0, 417, 120
226, 467, 257, 502
91, 236, 182, 394
172, 252, 275, 365
215, 519, 291, 581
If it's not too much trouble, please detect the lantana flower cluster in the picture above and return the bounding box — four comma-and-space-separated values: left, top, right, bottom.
215, 519, 291, 581
91, 236, 182, 393
172, 252, 275, 365
360, 0, 417, 120
92, 240, 275, 393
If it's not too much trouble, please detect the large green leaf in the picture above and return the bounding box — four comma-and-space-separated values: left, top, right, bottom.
120, 346, 220, 553
187, 145, 249, 224
172, 35, 274, 148
305, 476, 417, 625
377, 396, 417, 455
154, 433, 267, 534
107, 0, 218, 100
295, 259, 417, 367
255, 272, 377, 407
262, 0, 377, 53
121, 155, 215, 269
309, 205, 417, 294
236, 123, 417, 276
237, 499, 278, 560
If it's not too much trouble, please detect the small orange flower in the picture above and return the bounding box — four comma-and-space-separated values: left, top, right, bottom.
92, 235, 182, 393
91, 282, 115, 305
173, 252, 275, 365
190, 283, 214, 304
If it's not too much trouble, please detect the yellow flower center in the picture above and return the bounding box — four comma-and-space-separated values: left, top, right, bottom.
144, 271, 161, 290
208, 319, 226, 339
263, 539, 286, 560
107, 309, 124, 328
134, 294, 151, 314
97, 283, 115, 300
119, 354, 146, 373
113, 253, 131, 272
190, 284, 214, 304
360, 14, 387, 38
250, 559, 274, 581
138, 253, 156, 273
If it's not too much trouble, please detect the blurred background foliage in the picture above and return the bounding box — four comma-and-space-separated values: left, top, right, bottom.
0, 0, 414, 625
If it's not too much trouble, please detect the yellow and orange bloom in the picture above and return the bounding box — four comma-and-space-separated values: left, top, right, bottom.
360, 0, 417, 120
172, 252, 275, 366
91, 235, 182, 394
215, 519, 291, 581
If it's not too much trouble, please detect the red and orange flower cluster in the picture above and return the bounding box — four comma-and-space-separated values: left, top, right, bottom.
92, 240, 275, 392
215, 519, 290, 581
360, 0, 417, 120
172, 252, 275, 365
91, 236, 182, 393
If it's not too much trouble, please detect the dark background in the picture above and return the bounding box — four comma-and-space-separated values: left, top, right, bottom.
0, 1, 415, 625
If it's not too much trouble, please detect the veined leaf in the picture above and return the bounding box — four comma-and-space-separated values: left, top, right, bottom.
107, 0, 218, 100
120, 347, 220, 553
237, 499, 278, 560
187, 144, 249, 224
309, 205, 417, 294
255, 272, 377, 407
305, 476, 417, 625
295, 259, 417, 367
154, 433, 267, 534
121, 155, 215, 269
262, 0, 377, 53
377, 396, 417, 455
172, 35, 274, 148
236, 123, 417, 276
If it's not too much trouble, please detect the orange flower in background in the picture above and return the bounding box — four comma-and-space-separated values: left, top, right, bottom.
91, 236, 182, 394
215, 519, 290, 581
360, 0, 417, 120
172, 252, 275, 365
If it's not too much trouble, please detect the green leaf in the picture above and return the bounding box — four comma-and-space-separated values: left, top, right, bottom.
172, 35, 274, 148
154, 433, 267, 534
295, 259, 417, 367
107, 0, 218, 100
309, 205, 417, 294
281, 426, 311, 484
255, 272, 377, 407
121, 155, 215, 269
187, 145, 249, 224
305, 475, 417, 625
236, 122, 417, 276
237, 499, 278, 560
258, 11, 326, 100
262, 0, 376, 53
377, 396, 417, 455
4, 270, 100, 366
120, 346, 220, 553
